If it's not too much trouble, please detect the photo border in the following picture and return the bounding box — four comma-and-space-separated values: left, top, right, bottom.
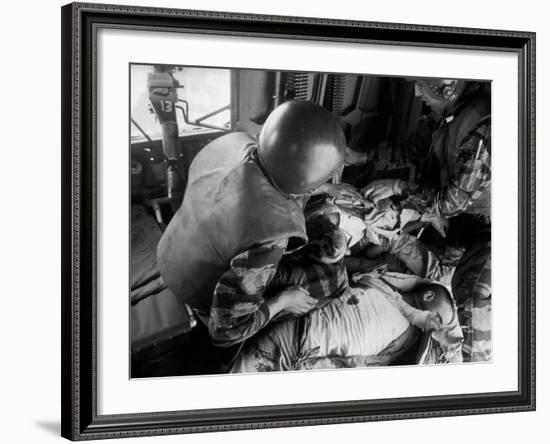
61, 2, 535, 440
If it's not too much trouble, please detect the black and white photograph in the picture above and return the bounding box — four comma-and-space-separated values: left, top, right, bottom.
130, 64, 492, 378
2, 0, 545, 442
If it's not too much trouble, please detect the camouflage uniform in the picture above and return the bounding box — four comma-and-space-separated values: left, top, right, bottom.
390, 83, 492, 362
209, 239, 287, 348
210, 237, 349, 361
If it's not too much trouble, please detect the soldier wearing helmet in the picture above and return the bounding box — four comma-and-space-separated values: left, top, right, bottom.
340, 78, 491, 362
389, 79, 492, 362
408, 78, 491, 219
157, 100, 346, 369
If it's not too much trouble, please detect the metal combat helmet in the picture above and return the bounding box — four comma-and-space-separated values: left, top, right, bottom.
257, 100, 346, 196
414, 78, 466, 112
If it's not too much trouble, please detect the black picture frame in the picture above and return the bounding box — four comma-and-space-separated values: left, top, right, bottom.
61, 2, 536, 440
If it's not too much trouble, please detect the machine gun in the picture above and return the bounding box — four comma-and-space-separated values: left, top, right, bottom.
147, 66, 185, 211
146, 66, 233, 212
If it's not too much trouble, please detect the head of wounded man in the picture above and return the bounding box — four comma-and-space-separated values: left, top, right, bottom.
412, 283, 463, 351
304, 212, 349, 264
414, 283, 456, 327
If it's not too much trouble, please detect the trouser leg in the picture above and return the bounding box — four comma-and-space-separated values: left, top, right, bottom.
447, 214, 491, 362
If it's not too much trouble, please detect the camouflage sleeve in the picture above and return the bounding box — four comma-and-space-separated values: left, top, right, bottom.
405, 121, 491, 220
208, 239, 288, 347
436, 121, 491, 217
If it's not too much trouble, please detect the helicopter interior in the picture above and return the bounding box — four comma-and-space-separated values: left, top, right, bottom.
129, 64, 445, 378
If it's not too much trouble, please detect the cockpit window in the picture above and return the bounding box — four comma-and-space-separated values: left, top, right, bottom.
131, 64, 232, 142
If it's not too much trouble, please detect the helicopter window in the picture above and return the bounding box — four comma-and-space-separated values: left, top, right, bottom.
131, 64, 232, 143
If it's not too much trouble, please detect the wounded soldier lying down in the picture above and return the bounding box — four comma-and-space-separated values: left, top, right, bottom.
231, 274, 463, 372
231, 214, 463, 373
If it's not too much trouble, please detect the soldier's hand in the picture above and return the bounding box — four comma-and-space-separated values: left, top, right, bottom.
362, 179, 412, 204
324, 182, 363, 201
277, 286, 318, 316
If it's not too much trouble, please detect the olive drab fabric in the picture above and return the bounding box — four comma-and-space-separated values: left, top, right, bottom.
157, 132, 308, 313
